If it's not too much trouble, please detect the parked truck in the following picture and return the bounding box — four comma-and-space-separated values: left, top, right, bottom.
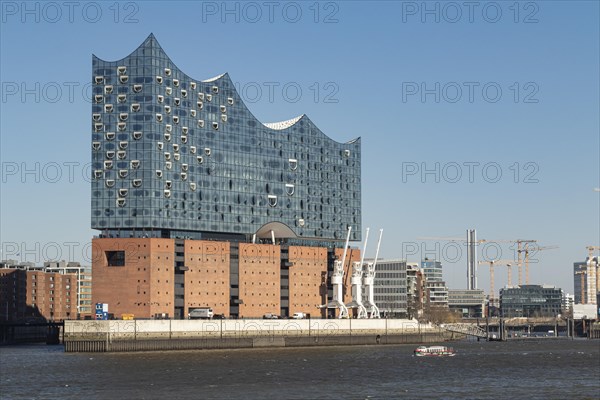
188, 307, 214, 319
291, 312, 306, 319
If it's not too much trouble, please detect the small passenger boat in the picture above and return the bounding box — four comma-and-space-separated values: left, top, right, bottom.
414, 345, 456, 357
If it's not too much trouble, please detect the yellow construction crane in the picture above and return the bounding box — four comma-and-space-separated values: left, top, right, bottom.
519, 244, 559, 284
419, 236, 536, 285
418, 236, 516, 244
515, 240, 537, 285
477, 259, 515, 302
587, 246, 600, 294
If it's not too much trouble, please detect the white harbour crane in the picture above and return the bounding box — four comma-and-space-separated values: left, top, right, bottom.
346, 228, 370, 319
363, 229, 383, 319
319, 226, 352, 318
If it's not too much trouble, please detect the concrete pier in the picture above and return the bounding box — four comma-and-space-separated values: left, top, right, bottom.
64, 319, 455, 352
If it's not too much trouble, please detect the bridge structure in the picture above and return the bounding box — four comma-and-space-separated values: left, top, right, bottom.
439, 323, 489, 339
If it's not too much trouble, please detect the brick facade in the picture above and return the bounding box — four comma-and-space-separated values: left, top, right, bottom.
238, 243, 280, 318
0, 269, 77, 321
92, 238, 175, 319
91, 237, 362, 319
184, 240, 230, 316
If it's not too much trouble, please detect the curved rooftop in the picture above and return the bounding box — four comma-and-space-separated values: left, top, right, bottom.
93, 33, 359, 145
91, 33, 362, 242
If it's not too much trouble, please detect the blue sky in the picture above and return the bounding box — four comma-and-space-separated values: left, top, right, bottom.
1, 1, 598, 294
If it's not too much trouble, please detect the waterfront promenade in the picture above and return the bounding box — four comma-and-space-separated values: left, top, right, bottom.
64, 319, 453, 352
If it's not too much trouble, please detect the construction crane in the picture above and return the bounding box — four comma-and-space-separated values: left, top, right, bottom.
515, 240, 537, 285
418, 236, 516, 244
418, 236, 525, 290
519, 244, 559, 284
478, 259, 515, 302
587, 246, 600, 294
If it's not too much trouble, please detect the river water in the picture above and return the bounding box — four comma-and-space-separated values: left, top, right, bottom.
1, 339, 599, 399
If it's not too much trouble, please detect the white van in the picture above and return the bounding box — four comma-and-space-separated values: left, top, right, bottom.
292, 312, 306, 319
188, 307, 214, 319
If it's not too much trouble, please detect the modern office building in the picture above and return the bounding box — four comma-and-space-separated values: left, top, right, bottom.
421, 259, 448, 307
406, 263, 425, 318
0, 269, 77, 322
562, 292, 574, 314
44, 261, 93, 319
499, 285, 563, 318
91, 34, 362, 319
371, 259, 407, 317
421, 259, 443, 282
448, 289, 485, 318
573, 257, 598, 305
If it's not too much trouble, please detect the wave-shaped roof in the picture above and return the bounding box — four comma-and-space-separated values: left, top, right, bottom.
263, 115, 305, 130
93, 33, 359, 145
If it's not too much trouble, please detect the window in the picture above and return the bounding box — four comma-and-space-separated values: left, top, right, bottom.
268, 195, 278, 207
289, 159, 298, 171
106, 251, 125, 267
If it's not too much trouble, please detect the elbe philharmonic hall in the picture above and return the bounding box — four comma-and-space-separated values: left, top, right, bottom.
91, 34, 362, 319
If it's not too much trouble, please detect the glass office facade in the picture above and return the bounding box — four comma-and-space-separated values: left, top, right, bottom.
372, 259, 408, 317
91, 34, 361, 242
500, 285, 563, 318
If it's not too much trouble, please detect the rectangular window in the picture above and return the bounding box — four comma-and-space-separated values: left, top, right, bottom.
106, 251, 126, 267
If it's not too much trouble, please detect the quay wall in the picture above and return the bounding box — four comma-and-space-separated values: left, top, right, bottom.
64, 319, 455, 352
